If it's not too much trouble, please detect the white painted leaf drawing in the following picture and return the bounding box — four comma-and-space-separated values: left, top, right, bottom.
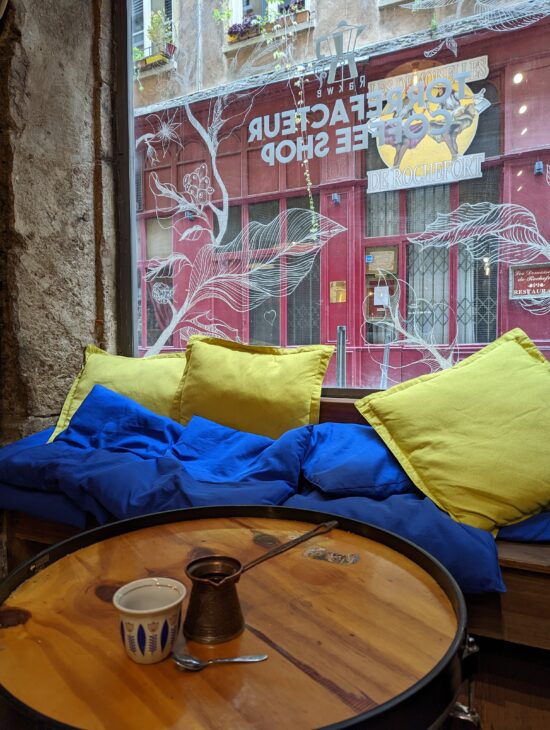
146, 208, 345, 354
400, 0, 459, 9
184, 208, 345, 313
517, 297, 550, 315
408, 202, 550, 266
362, 271, 457, 378
408, 202, 550, 315
177, 313, 241, 342
474, 0, 549, 31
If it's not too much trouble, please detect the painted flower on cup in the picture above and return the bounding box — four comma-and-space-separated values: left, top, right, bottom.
147, 621, 160, 632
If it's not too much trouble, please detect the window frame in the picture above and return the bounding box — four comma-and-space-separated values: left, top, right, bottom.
230, 0, 310, 24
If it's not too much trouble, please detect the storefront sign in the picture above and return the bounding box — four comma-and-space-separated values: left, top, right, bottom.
368, 153, 485, 192
509, 264, 550, 299
250, 57, 490, 195
366, 56, 490, 194
367, 56, 489, 98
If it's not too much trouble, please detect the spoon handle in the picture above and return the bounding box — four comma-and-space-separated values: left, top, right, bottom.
240, 520, 338, 575
208, 654, 268, 665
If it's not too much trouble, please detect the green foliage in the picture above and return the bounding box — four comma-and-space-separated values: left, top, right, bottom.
147, 9, 172, 48
212, 1, 232, 24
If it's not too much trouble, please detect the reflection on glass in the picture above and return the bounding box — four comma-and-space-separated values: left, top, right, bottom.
131, 1, 550, 387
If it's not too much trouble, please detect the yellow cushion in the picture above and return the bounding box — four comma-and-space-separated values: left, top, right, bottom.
355, 329, 550, 532
50, 345, 186, 441
177, 336, 334, 439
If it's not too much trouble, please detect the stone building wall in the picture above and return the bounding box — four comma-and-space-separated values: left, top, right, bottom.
134, 0, 436, 108
0, 0, 117, 444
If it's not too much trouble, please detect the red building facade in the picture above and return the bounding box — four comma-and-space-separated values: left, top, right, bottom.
135, 18, 550, 388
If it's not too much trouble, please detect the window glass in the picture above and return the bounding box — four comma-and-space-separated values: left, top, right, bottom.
407, 245, 450, 344
406, 186, 450, 234
131, 1, 550, 385
249, 261, 281, 345
213, 205, 242, 248
146, 217, 172, 259
287, 195, 321, 345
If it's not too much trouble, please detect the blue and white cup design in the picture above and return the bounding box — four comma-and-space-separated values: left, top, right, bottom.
113, 577, 187, 664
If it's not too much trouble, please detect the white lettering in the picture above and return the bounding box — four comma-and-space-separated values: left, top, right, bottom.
296, 134, 315, 160
275, 140, 296, 164
280, 110, 296, 136
261, 143, 276, 166
349, 94, 366, 122
367, 90, 383, 119
330, 98, 349, 126
248, 117, 263, 143
386, 87, 403, 116
352, 124, 369, 151
264, 113, 280, 139
310, 103, 329, 129
403, 114, 428, 140
426, 77, 452, 104
335, 126, 351, 154
314, 132, 330, 157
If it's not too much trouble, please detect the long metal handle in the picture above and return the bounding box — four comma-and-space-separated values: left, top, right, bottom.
239, 520, 338, 576
208, 654, 268, 665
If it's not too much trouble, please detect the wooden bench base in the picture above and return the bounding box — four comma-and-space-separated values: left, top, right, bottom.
0, 511, 80, 577
467, 543, 550, 651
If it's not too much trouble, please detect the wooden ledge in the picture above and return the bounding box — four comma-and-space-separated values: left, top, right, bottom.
497, 541, 550, 574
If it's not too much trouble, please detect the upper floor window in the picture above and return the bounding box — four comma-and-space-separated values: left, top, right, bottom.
230, 0, 308, 24
132, 0, 173, 59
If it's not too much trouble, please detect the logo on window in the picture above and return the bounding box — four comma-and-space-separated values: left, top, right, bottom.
315, 20, 366, 86
367, 56, 492, 194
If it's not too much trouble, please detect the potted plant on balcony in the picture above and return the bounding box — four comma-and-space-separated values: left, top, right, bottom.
278, 0, 308, 25
146, 9, 176, 62
227, 14, 261, 42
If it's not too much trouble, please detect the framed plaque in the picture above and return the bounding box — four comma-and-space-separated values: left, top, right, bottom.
365, 247, 397, 274
509, 264, 550, 299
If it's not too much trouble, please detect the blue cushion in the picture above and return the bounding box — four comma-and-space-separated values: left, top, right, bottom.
303, 422, 414, 498
286, 487, 505, 594
498, 511, 550, 542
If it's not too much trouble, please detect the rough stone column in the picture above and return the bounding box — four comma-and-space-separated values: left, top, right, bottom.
0, 0, 117, 444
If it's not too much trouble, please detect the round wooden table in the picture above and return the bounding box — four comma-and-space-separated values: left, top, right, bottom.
0, 506, 466, 729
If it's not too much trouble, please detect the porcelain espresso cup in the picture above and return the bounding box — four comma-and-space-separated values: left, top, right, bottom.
113, 577, 187, 664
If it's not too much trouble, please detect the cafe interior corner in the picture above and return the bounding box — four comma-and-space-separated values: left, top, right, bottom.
1, 1, 550, 728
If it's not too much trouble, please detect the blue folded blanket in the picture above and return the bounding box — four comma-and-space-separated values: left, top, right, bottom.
4, 384, 547, 594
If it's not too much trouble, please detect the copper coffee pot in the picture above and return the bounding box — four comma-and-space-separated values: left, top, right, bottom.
183, 521, 338, 644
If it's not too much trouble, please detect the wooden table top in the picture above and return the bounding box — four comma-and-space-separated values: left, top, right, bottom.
0, 512, 461, 730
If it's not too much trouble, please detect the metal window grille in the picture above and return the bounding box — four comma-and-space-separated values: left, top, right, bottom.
249, 261, 280, 345
286, 195, 321, 346
407, 245, 450, 344
457, 240, 498, 344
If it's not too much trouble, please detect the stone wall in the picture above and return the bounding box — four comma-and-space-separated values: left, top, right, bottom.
0, 0, 117, 444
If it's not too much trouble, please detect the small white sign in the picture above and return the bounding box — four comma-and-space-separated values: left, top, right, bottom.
374, 286, 390, 307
